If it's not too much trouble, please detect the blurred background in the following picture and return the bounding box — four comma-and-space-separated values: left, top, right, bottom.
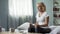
0, 0, 60, 31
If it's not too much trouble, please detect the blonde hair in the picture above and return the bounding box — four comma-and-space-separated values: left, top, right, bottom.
37, 2, 46, 11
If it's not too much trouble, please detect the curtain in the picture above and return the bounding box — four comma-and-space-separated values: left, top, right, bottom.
8, 0, 33, 29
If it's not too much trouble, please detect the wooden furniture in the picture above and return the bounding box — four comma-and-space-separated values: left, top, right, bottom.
0, 32, 42, 34
53, 0, 60, 25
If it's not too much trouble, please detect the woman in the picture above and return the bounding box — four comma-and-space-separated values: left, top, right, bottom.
28, 2, 51, 33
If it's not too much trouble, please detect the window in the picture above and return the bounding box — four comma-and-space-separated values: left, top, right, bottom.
8, 0, 33, 17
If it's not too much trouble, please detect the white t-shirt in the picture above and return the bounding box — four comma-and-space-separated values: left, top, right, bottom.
36, 12, 49, 25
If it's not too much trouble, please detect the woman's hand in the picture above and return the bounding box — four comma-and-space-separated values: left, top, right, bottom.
34, 22, 38, 28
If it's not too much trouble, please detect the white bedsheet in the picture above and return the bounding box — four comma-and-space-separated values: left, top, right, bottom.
49, 26, 60, 34
16, 22, 60, 34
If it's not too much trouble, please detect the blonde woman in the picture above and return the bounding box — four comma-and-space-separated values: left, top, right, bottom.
28, 2, 51, 33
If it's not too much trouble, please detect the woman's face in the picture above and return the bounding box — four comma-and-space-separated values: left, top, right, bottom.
37, 4, 45, 12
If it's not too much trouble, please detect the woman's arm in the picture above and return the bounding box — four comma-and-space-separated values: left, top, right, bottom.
40, 16, 49, 27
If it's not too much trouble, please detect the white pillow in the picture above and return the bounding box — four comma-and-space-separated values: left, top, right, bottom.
17, 22, 30, 30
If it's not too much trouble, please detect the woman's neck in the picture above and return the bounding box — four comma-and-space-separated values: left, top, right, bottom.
39, 11, 45, 13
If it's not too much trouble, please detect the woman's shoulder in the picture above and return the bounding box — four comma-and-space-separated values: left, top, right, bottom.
44, 12, 48, 14
43, 12, 49, 17
35, 12, 39, 17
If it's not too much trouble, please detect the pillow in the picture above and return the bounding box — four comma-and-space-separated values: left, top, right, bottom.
2, 28, 5, 32
17, 22, 30, 30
